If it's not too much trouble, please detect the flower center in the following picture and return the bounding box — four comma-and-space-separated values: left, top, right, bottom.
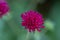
27, 17, 36, 27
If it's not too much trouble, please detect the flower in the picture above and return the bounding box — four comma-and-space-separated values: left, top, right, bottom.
0, 0, 9, 18
21, 10, 44, 32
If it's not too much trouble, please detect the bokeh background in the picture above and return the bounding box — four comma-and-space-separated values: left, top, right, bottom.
0, 0, 60, 40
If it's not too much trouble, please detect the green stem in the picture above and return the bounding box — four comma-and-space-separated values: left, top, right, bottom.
25, 31, 30, 40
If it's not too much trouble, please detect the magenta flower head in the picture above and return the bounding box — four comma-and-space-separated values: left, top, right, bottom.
0, 0, 9, 18
21, 10, 45, 32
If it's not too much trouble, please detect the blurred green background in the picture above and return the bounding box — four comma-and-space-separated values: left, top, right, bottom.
0, 0, 60, 40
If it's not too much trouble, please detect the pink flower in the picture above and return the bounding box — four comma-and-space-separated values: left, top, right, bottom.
0, 0, 9, 18
21, 10, 45, 32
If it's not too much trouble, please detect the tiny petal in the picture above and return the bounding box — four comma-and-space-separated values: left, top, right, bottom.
21, 10, 44, 32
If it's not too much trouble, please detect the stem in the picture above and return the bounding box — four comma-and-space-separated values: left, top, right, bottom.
25, 31, 30, 40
